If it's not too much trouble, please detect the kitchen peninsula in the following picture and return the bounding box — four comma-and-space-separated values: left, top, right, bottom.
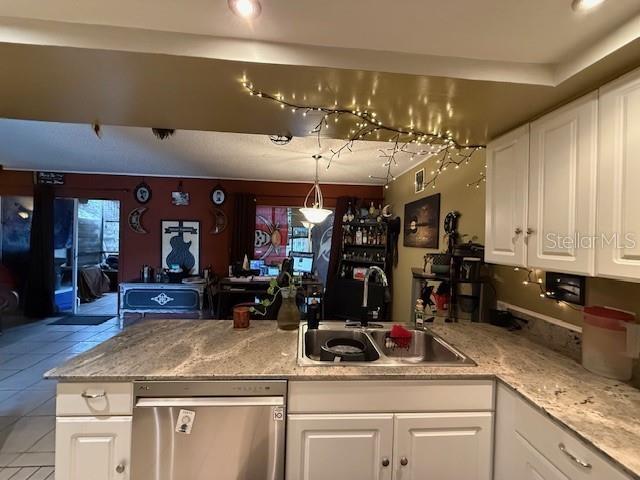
47, 320, 640, 480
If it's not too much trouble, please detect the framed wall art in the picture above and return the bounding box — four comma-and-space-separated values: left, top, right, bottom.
161, 220, 200, 275
403, 193, 441, 248
414, 168, 425, 193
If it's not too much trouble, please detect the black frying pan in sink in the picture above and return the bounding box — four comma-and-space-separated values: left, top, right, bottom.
320, 337, 367, 362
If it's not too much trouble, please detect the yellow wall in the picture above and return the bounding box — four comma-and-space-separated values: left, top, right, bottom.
384, 152, 640, 326
384, 152, 486, 321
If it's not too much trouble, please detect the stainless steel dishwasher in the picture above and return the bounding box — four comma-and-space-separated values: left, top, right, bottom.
130, 380, 286, 480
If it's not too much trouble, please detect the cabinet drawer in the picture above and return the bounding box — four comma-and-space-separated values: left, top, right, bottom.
288, 380, 494, 413
57, 383, 133, 416
515, 398, 631, 480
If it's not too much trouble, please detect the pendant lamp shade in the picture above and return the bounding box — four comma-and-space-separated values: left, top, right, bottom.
300, 155, 332, 224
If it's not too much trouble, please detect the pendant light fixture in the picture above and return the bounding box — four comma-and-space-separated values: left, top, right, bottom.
300, 154, 332, 224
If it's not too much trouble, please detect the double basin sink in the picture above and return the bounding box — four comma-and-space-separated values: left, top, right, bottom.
298, 322, 476, 367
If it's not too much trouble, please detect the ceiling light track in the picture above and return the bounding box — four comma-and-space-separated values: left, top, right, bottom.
242, 79, 485, 189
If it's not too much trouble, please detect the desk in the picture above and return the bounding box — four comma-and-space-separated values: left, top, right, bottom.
119, 282, 207, 327
216, 277, 324, 319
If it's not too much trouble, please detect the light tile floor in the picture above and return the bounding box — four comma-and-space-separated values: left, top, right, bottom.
0, 316, 121, 478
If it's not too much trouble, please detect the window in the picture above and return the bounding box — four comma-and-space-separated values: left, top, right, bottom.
255, 206, 334, 284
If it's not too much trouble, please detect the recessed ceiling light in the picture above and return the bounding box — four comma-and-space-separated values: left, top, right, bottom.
571, 0, 606, 11
228, 0, 262, 19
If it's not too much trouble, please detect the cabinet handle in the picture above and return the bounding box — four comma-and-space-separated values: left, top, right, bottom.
526, 228, 534, 235
115, 463, 126, 474
514, 228, 523, 235
558, 443, 591, 469
400, 457, 408, 466
381, 458, 390, 467
81, 390, 106, 399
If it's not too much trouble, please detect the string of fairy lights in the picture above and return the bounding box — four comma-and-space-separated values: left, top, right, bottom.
514, 267, 582, 311
241, 78, 487, 189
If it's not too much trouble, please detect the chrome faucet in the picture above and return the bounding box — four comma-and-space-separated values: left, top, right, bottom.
360, 266, 389, 327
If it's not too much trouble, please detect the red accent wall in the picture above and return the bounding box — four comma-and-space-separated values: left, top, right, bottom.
0, 170, 382, 281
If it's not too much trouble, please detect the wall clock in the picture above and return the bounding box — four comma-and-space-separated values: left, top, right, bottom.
210, 185, 227, 206
134, 182, 152, 204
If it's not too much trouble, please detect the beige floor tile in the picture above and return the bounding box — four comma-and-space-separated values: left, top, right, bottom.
0, 372, 19, 382
8, 453, 54, 468
0, 417, 18, 432
27, 431, 54, 454
27, 467, 54, 480
0, 467, 20, 480
0, 342, 75, 356
0, 355, 51, 372
25, 382, 56, 394
0, 392, 19, 403
0, 416, 54, 454
26, 399, 55, 417
0, 390, 53, 418
5, 466, 37, 479
0, 453, 18, 468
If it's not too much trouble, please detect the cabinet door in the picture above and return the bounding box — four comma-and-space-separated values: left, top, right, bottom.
393, 412, 493, 480
527, 92, 597, 275
286, 413, 393, 480
55, 416, 132, 480
485, 125, 529, 266
513, 431, 571, 480
597, 68, 640, 281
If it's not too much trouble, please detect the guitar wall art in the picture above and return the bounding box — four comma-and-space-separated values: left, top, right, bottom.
161, 220, 200, 275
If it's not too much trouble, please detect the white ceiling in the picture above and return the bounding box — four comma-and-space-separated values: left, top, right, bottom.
0, 119, 425, 185
1, 0, 639, 65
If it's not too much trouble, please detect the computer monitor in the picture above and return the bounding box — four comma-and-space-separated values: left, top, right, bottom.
291, 252, 315, 274
250, 259, 265, 271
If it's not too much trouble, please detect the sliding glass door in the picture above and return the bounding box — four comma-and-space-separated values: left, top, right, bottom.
53, 198, 79, 314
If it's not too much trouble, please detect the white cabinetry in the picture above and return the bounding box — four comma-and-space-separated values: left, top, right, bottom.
485, 125, 529, 267
528, 92, 598, 275
55, 383, 133, 480
494, 383, 632, 480
393, 412, 493, 480
485, 92, 598, 276
287, 381, 494, 480
597, 68, 640, 281
287, 414, 394, 480
55, 416, 132, 480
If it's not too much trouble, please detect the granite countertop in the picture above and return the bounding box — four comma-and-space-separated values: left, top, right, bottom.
46, 320, 640, 478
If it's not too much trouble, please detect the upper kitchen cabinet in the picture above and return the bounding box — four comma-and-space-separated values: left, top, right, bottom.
597, 69, 640, 282
527, 92, 598, 276
485, 125, 530, 267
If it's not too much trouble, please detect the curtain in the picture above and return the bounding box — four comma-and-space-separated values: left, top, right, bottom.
24, 184, 56, 318
323, 196, 355, 317
230, 193, 256, 265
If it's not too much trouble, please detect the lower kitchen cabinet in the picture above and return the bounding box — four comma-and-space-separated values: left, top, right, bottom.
512, 430, 570, 480
494, 383, 632, 480
393, 412, 493, 480
286, 411, 493, 480
55, 416, 132, 480
286, 413, 394, 480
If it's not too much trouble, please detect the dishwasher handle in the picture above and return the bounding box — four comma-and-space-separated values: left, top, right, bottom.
135, 396, 285, 408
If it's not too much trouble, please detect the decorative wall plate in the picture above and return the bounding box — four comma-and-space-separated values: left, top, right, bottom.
211, 208, 228, 234
128, 207, 148, 234
210, 185, 227, 206
134, 182, 152, 204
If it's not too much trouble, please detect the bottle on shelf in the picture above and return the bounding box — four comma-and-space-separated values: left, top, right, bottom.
355, 227, 363, 245
362, 227, 368, 245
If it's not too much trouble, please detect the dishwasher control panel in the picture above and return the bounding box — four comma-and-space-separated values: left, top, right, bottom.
134, 380, 288, 398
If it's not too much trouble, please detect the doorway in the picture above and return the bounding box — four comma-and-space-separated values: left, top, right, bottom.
54, 198, 120, 317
